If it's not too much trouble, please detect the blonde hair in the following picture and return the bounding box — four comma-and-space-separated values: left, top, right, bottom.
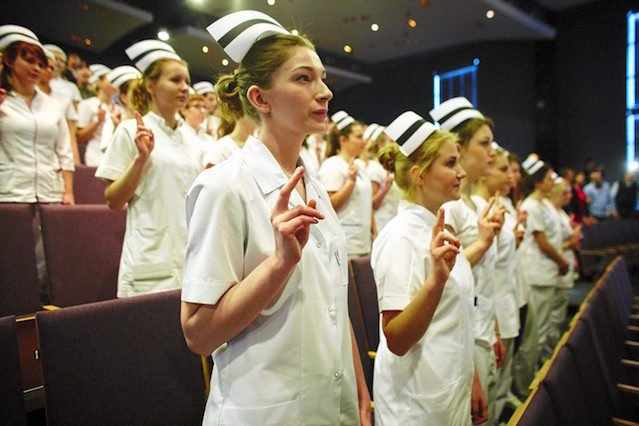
215, 33, 315, 124
378, 130, 457, 202
130, 58, 187, 115
326, 121, 362, 158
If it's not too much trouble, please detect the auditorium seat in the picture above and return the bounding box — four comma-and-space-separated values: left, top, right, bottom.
36, 290, 206, 426
516, 384, 557, 426
73, 165, 106, 204
0, 315, 27, 426
349, 256, 380, 355
0, 203, 41, 317
39, 204, 125, 307
347, 262, 374, 397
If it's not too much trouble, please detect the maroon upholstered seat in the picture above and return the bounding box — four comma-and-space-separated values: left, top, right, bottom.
349, 256, 380, 354
0, 315, 27, 426
347, 262, 374, 397
517, 384, 557, 426
0, 203, 41, 316
73, 165, 105, 204
39, 204, 125, 307
36, 290, 206, 426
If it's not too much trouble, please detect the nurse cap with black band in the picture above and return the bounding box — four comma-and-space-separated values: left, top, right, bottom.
125, 39, 181, 73
106, 65, 142, 89
364, 123, 385, 142
384, 111, 437, 157
331, 110, 355, 131
88, 64, 111, 85
521, 153, 545, 176
42, 43, 66, 60
0, 24, 43, 50
206, 10, 290, 64
193, 81, 215, 95
429, 96, 484, 131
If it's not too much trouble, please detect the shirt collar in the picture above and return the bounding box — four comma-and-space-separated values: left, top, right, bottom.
145, 111, 182, 134
242, 136, 320, 206
398, 199, 436, 225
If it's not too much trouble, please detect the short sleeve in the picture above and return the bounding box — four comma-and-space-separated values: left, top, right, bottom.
523, 201, 546, 234
442, 200, 466, 234
366, 161, 386, 185
65, 100, 78, 122
318, 158, 346, 192
203, 142, 229, 166
373, 233, 428, 312
182, 172, 245, 305
95, 120, 137, 182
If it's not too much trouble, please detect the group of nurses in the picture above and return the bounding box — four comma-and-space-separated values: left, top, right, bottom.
180, 10, 371, 425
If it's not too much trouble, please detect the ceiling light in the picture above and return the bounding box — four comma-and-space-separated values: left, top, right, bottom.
202, 46, 209, 53
486, 10, 495, 19
222, 59, 229, 66
267, 0, 275, 5
291, 29, 299, 36
157, 30, 170, 41
408, 19, 417, 28
343, 45, 352, 54
371, 24, 379, 32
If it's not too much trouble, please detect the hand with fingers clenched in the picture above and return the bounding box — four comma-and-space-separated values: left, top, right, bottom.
271, 167, 324, 266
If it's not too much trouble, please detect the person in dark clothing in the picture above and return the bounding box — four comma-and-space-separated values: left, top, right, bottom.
612, 171, 638, 218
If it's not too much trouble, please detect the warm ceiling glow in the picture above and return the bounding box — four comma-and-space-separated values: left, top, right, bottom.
267, 0, 276, 5
84, 38, 92, 46
408, 18, 417, 28
291, 29, 299, 36
486, 10, 495, 19
157, 30, 170, 41
222, 59, 229, 66
371, 23, 379, 32
202, 46, 209, 53
343, 45, 352, 53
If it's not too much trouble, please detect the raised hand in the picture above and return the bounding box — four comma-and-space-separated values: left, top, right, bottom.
347, 158, 358, 182
477, 197, 500, 247
97, 102, 106, 123
489, 192, 506, 232
134, 111, 154, 160
271, 167, 324, 265
430, 208, 461, 284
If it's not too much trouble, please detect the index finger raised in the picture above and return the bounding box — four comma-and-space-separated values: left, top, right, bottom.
134, 111, 144, 127
274, 166, 304, 212
481, 196, 496, 217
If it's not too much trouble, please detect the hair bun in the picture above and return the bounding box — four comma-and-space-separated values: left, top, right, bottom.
378, 144, 399, 173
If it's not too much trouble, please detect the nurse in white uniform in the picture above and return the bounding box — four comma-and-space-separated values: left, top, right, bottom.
371, 112, 475, 425
96, 40, 202, 297
430, 97, 504, 425
318, 110, 373, 257
180, 11, 370, 426
511, 156, 568, 399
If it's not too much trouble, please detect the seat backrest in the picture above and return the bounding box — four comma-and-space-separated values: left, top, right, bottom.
39, 205, 125, 307
0, 203, 41, 316
517, 384, 557, 426
349, 256, 380, 353
347, 267, 374, 397
0, 315, 27, 426
73, 165, 105, 204
37, 290, 206, 426
542, 346, 595, 425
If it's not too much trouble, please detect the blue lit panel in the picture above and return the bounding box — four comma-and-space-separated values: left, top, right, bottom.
627, 11, 639, 170
433, 60, 478, 108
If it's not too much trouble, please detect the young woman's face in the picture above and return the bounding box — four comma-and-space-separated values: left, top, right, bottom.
461, 124, 494, 180
9, 51, 46, 88
537, 169, 555, 194
39, 58, 54, 85
181, 98, 208, 128
147, 60, 190, 113
421, 139, 466, 207
574, 172, 585, 186
340, 124, 366, 158
262, 46, 333, 136
561, 181, 573, 206
97, 77, 117, 98
510, 160, 522, 186
203, 92, 216, 114
483, 153, 512, 195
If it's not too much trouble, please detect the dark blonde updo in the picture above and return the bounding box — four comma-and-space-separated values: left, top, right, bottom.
214, 33, 315, 124
378, 130, 457, 202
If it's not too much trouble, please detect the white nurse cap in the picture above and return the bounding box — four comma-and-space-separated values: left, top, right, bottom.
384, 111, 437, 157
42, 43, 66, 60
429, 96, 484, 131
521, 153, 545, 175
193, 81, 215, 95
106, 65, 141, 89
206, 10, 289, 63
331, 110, 355, 131
0, 25, 43, 50
88, 64, 111, 84
44, 47, 56, 64
363, 123, 385, 142
125, 39, 181, 73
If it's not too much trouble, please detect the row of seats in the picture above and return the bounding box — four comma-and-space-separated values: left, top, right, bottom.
0, 203, 124, 317
578, 219, 639, 278
1, 290, 208, 425
511, 256, 639, 425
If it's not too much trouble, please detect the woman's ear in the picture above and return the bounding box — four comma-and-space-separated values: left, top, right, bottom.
408, 165, 424, 187
246, 85, 270, 115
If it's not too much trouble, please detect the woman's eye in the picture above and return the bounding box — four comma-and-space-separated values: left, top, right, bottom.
297, 74, 310, 82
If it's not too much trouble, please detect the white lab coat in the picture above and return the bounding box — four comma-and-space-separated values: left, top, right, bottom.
318, 156, 373, 256
366, 159, 401, 232
0, 90, 74, 203
182, 136, 359, 425
95, 112, 202, 297
372, 200, 474, 426
202, 134, 240, 167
